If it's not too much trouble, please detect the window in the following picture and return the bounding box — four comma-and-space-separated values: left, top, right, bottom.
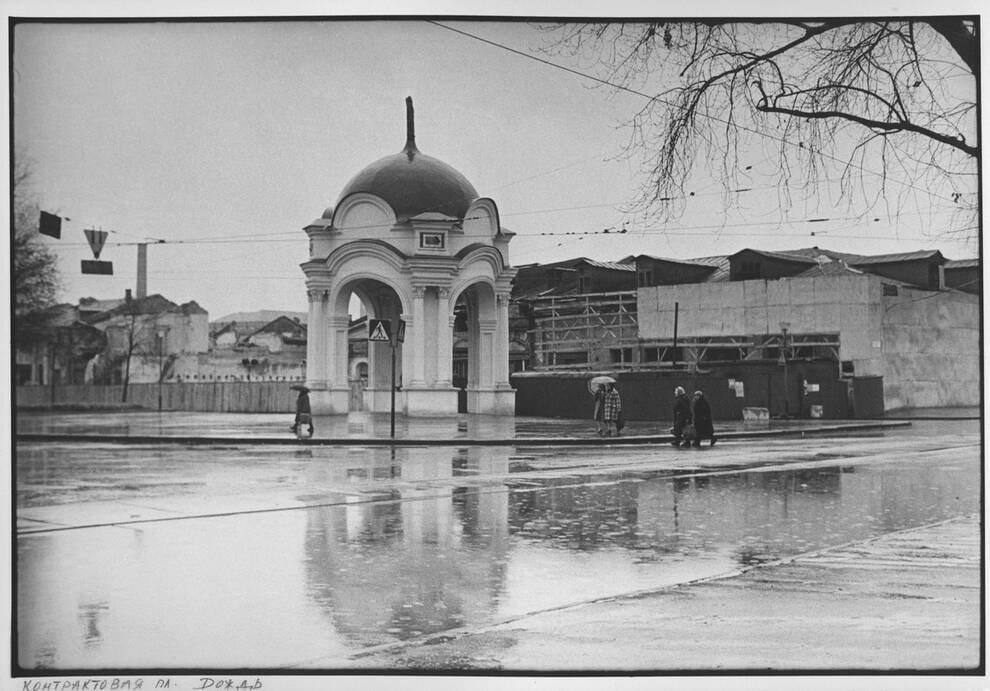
555, 352, 588, 365
610, 348, 633, 363
736, 261, 761, 279
841, 360, 855, 375
882, 283, 899, 296
702, 347, 744, 362
637, 269, 654, 287
419, 232, 445, 249
643, 346, 683, 363
16, 364, 31, 385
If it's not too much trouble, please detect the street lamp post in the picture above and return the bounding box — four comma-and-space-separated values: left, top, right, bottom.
779, 322, 790, 418
156, 331, 164, 412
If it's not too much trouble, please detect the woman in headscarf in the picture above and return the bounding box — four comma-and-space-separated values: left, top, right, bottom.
672, 386, 692, 447
691, 390, 716, 447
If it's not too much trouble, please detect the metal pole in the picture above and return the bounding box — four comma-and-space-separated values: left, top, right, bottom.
782, 327, 790, 418
49, 341, 56, 407
390, 341, 396, 439
157, 333, 163, 412
672, 302, 679, 368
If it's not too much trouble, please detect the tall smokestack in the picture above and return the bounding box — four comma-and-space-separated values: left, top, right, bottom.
137, 244, 147, 299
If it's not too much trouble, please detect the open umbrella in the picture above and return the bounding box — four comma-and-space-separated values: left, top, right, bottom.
289, 383, 310, 392
588, 375, 616, 394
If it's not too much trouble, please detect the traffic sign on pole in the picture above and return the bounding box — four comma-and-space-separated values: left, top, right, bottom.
84, 229, 108, 259
368, 319, 392, 342
81, 260, 113, 275
39, 211, 63, 238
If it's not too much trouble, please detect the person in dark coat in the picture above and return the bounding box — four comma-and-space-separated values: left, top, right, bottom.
691, 390, 716, 447
290, 388, 314, 437
671, 386, 692, 447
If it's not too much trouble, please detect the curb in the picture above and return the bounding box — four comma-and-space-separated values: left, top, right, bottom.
16, 420, 911, 446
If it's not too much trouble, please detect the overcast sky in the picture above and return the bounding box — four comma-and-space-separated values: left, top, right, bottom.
11, 3, 981, 321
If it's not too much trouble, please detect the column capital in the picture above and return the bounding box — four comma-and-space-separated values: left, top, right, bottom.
496, 291, 511, 305
438, 287, 452, 299
307, 287, 329, 302
411, 286, 427, 299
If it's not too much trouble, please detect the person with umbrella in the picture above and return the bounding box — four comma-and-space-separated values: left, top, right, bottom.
589, 375, 614, 436
290, 384, 314, 438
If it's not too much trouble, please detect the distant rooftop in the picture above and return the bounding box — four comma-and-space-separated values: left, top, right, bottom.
214, 310, 308, 326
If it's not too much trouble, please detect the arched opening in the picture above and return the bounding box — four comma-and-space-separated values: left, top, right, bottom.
334, 278, 404, 413
452, 282, 496, 414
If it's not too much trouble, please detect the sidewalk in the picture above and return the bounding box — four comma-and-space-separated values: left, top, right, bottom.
342, 514, 982, 672
14, 409, 913, 445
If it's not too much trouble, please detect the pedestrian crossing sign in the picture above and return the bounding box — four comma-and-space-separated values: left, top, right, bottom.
368, 319, 392, 342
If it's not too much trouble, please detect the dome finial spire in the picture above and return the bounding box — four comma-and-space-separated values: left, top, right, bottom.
404, 96, 418, 158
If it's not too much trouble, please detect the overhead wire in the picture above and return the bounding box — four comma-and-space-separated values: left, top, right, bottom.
47, 22, 975, 283
425, 20, 971, 210
51, 205, 969, 253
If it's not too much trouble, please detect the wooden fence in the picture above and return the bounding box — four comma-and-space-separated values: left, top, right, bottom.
16, 382, 297, 413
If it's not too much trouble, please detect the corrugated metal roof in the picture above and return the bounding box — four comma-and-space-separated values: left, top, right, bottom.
944, 258, 979, 269
848, 249, 943, 265
635, 254, 722, 269
730, 248, 818, 264
793, 261, 866, 279
579, 258, 636, 272
774, 247, 862, 262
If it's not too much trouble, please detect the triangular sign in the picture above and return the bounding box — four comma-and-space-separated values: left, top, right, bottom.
368, 319, 391, 342
84, 229, 108, 259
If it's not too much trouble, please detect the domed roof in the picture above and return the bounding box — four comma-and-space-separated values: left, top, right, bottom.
336, 98, 478, 221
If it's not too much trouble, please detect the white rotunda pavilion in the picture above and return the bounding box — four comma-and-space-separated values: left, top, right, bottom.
301, 98, 516, 417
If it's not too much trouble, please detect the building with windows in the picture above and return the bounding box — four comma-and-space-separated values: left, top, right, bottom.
512, 247, 979, 411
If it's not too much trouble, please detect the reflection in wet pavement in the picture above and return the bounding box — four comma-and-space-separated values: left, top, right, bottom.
15, 427, 980, 670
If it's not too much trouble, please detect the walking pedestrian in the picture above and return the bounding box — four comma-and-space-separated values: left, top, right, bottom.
290, 386, 315, 438
671, 386, 692, 447
603, 382, 622, 437
593, 384, 606, 436
691, 390, 716, 447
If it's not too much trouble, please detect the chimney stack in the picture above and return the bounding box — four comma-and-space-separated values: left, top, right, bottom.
137, 244, 148, 299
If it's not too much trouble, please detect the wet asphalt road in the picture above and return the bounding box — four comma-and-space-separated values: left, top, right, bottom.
14, 418, 981, 672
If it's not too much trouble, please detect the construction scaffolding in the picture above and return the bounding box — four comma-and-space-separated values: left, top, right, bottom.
528, 291, 639, 369
525, 290, 841, 371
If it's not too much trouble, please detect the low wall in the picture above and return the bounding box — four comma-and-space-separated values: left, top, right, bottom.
16, 382, 297, 413
512, 361, 859, 421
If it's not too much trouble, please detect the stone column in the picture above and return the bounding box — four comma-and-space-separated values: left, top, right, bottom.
495, 291, 511, 386
327, 314, 351, 386
305, 288, 326, 386
478, 318, 497, 388
435, 287, 453, 386
410, 286, 426, 385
